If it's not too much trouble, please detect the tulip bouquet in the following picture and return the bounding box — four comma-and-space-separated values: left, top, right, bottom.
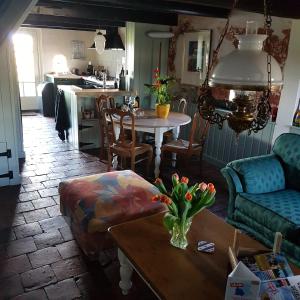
152, 174, 216, 249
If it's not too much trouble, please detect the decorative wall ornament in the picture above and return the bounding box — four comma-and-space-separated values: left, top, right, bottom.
168, 20, 195, 74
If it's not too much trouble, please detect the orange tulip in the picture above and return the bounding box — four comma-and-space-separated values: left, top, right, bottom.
154, 178, 162, 185
181, 176, 189, 184
185, 192, 193, 202
151, 195, 160, 202
207, 183, 215, 193
198, 182, 207, 192
160, 194, 172, 205
172, 173, 179, 183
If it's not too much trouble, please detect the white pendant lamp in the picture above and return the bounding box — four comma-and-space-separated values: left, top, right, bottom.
209, 33, 283, 91
94, 32, 106, 55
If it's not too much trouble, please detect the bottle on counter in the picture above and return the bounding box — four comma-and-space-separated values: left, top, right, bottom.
114, 79, 118, 89
87, 61, 94, 76
120, 66, 125, 76
134, 95, 140, 108
293, 100, 300, 127
119, 66, 126, 90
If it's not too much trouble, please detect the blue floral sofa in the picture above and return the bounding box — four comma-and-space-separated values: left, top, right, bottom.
221, 133, 300, 266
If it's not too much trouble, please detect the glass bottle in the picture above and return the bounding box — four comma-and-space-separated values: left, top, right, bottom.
293, 100, 300, 127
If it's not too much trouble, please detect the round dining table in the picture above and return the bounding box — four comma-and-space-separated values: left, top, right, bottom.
113, 110, 191, 178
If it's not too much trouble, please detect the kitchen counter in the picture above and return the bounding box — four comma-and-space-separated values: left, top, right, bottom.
58, 84, 131, 150
58, 84, 131, 97
75, 88, 131, 97
45, 73, 82, 80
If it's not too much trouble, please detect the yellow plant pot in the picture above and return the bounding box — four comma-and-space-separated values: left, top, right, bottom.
156, 104, 170, 119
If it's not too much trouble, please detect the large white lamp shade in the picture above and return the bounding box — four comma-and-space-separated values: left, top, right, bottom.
209, 34, 283, 91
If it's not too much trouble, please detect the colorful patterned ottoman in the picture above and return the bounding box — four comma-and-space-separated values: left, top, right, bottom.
59, 170, 165, 258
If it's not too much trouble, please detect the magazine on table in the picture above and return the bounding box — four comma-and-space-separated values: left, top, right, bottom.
260, 276, 300, 300
239, 252, 294, 281
226, 251, 300, 300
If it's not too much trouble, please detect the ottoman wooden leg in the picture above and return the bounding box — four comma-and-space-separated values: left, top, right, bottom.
118, 249, 133, 295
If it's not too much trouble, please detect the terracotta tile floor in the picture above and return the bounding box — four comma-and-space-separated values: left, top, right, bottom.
0, 114, 228, 299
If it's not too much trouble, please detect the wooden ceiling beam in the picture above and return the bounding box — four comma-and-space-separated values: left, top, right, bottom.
37, 0, 230, 18
23, 13, 125, 31
35, 1, 179, 26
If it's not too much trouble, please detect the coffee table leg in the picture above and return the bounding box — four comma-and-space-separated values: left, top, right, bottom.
118, 249, 133, 295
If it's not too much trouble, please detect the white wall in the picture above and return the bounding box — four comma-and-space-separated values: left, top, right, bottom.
38, 28, 98, 75
273, 19, 300, 141
22, 27, 126, 78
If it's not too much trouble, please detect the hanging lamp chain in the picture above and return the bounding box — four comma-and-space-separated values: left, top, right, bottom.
248, 0, 273, 134
264, 0, 272, 96
198, 0, 238, 128
202, 0, 239, 88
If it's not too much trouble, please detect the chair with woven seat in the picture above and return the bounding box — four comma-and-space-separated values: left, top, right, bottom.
96, 95, 115, 160
163, 98, 187, 143
160, 112, 209, 169
104, 108, 153, 175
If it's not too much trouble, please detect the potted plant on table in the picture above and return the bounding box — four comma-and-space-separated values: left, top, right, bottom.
152, 174, 216, 249
145, 68, 174, 119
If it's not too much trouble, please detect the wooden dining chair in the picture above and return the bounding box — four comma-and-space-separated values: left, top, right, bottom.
160, 112, 210, 169
96, 95, 115, 160
171, 98, 187, 114
104, 108, 153, 175
164, 98, 188, 143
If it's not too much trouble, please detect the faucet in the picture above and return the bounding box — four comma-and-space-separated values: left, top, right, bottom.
101, 72, 107, 89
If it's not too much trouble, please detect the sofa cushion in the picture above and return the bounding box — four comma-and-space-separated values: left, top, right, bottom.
228, 154, 285, 194
273, 133, 300, 191
235, 189, 300, 242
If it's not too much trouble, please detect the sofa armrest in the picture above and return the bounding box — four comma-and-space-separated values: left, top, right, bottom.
221, 167, 243, 219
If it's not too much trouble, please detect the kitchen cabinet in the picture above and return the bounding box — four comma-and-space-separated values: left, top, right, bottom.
61, 85, 131, 151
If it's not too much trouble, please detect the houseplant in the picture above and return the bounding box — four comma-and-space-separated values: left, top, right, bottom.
145, 68, 174, 118
152, 174, 216, 249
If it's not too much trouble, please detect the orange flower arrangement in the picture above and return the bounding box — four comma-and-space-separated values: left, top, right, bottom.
144, 68, 174, 105
152, 173, 216, 249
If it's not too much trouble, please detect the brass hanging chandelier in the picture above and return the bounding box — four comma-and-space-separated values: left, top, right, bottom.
198, 0, 283, 136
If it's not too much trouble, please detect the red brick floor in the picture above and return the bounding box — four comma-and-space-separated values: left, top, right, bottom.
0, 114, 228, 299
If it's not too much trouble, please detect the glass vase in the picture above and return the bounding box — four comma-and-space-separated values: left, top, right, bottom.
170, 218, 192, 249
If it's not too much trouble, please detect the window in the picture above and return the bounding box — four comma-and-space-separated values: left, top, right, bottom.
13, 33, 36, 97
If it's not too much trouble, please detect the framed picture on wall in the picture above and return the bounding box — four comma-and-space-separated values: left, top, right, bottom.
71, 40, 86, 59
181, 30, 211, 86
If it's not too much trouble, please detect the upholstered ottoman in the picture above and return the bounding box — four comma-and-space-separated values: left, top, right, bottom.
59, 170, 165, 258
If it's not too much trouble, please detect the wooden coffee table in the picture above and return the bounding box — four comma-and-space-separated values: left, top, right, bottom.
109, 209, 300, 300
